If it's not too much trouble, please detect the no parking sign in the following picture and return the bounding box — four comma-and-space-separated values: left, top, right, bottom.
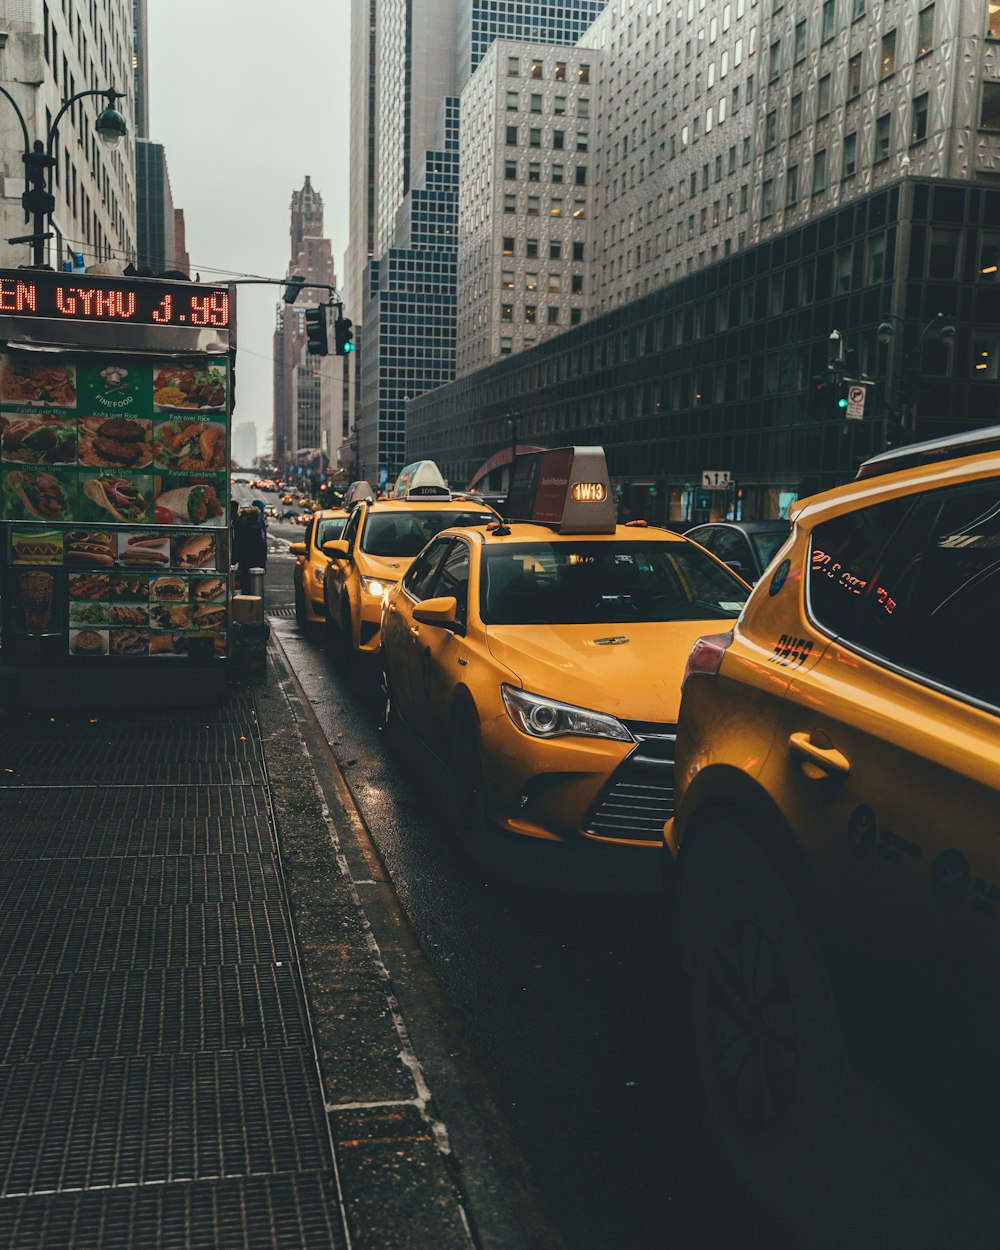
846, 384, 867, 421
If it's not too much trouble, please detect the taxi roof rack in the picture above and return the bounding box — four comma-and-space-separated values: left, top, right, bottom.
856, 424, 1000, 480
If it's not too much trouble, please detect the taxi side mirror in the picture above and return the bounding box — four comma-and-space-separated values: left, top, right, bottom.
322, 539, 350, 560
288, 542, 307, 556
413, 595, 460, 630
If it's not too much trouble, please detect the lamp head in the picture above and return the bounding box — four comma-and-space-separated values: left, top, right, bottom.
96, 90, 127, 149
877, 321, 895, 345
940, 321, 957, 341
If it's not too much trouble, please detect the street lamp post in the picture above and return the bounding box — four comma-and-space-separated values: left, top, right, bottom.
0, 85, 127, 267
507, 409, 520, 490
877, 312, 956, 446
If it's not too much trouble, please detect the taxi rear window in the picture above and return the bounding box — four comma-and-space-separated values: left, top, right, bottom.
361, 511, 495, 558
480, 541, 748, 625
315, 516, 347, 547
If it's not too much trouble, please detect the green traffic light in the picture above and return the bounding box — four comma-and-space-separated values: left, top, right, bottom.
837, 397, 849, 409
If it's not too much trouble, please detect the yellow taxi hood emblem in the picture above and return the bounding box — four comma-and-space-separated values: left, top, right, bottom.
485, 620, 718, 721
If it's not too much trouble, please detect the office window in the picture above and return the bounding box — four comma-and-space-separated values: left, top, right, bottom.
912, 92, 929, 142
551, 198, 563, 217
762, 179, 774, 217
817, 73, 831, 118
502, 270, 514, 290
981, 83, 1000, 130
853, 0, 865, 16
577, 132, 589, 152
916, 4, 934, 57
875, 113, 891, 160
507, 91, 519, 110
765, 110, 777, 149
795, 18, 810, 61
530, 61, 543, 79
570, 308, 582, 326
508, 56, 519, 76
812, 148, 827, 193
742, 136, 751, 164
500, 336, 513, 355
503, 236, 515, 255
548, 273, 561, 293
547, 306, 560, 325
549, 239, 562, 260
821, 0, 835, 40
505, 160, 517, 179
528, 161, 540, 182
501, 304, 513, 322
848, 52, 861, 98
527, 195, 540, 216
526, 239, 539, 258
554, 95, 566, 115
525, 305, 537, 323
843, 131, 857, 176
790, 92, 802, 133
973, 337, 999, 379
572, 241, 585, 261
504, 193, 516, 213
506, 126, 518, 145
530, 127, 542, 147
786, 164, 798, 206
571, 274, 583, 294
577, 98, 589, 119
768, 40, 780, 82
572, 199, 586, 219
978, 232, 1000, 281
525, 271, 538, 290
530, 93, 542, 113
881, 29, 896, 78
579, 64, 590, 83
991, 1, 1000, 37
552, 163, 564, 183
575, 165, 587, 185
554, 61, 566, 81
928, 228, 959, 280
552, 129, 564, 149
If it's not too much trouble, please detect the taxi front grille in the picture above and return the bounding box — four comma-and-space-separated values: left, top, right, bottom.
583, 724, 677, 843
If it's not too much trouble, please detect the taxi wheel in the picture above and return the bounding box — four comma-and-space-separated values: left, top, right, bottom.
449, 705, 487, 843
676, 815, 846, 1223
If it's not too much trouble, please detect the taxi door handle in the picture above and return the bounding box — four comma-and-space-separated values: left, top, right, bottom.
788, 732, 850, 777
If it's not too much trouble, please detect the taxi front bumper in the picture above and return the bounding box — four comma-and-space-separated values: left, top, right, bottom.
478, 715, 675, 848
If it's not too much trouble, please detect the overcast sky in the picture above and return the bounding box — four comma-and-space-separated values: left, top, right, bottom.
147, 1, 350, 460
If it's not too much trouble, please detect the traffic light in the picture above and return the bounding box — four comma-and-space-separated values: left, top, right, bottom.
334, 315, 354, 357
304, 305, 329, 356
835, 382, 849, 412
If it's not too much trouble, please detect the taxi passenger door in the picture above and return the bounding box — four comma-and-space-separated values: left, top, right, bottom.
385, 536, 454, 728
325, 504, 363, 616
413, 537, 473, 750
762, 478, 1000, 1131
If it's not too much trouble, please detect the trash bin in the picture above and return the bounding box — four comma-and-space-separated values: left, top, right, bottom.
246, 567, 265, 599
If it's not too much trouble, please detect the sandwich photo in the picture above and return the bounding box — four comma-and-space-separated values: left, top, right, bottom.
154, 483, 224, 525
149, 575, 187, 602
149, 632, 187, 656
149, 603, 190, 629
4, 469, 72, 522
10, 529, 63, 564
172, 533, 216, 568
80, 474, 150, 524
192, 576, 226, 602
118, 533, 170, 566
78, 418, 152, 468
192, 603, 226, 630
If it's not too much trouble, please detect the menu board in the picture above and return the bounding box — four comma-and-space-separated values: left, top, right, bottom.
6, 524, 228, 658
0, 353, 228, 528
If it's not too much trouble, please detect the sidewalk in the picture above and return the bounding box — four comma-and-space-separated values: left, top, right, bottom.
0, 644, 545, 1250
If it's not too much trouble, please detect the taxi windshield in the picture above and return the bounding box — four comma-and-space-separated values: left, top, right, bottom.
315, 516, 347, 546
480, 540, 748, 625
361, 510, 495, 557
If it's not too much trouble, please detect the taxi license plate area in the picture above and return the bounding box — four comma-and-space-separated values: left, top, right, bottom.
584, 727, 677, 842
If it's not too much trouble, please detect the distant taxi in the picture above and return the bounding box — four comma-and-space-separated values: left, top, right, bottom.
379, 447, 750, 851
290, 507, 349, 631
668, 425, 1000, 1215
321, 462, 499, 658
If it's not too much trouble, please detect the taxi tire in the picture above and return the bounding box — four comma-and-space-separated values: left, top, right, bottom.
676, 815, 846, 1233
449, 705, 487, 844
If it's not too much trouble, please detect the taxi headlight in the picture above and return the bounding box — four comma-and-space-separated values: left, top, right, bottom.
361, 575, 396, 597
501, 684, 633, 742
313, 565, 325, 585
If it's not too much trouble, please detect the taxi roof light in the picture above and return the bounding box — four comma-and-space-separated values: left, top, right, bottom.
343, 480, 375, 509
506, 446, 617, 534
392, 460, 452, 500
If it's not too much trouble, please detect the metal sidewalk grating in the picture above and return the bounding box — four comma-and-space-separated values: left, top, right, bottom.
0, 1050, 330, 1195
0, 966, 310, 1065
0, 1172, 347, 1250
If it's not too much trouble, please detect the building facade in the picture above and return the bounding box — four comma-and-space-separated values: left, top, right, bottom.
405, 0, 1000, 514
233, 421, 258, 469
0, 0, 137, 269
135, 139, 174, 272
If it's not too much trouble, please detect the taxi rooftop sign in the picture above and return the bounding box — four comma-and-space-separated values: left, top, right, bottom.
392, 460, 451, 500
506, 446, 617, 534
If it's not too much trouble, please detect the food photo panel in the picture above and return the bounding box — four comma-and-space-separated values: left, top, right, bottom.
190, 574, 226, 604
64, 529, 117, 567
77, 470, 152, 526
0, 357, 77, 410
171, 531, 216, 570
117, 531, 170, 569
1, 415, 78, 465
67, 572, 111, 601
149, 573, 189, 603
154, 418, 226, 472
153, 474, 226, 527
152, 364, 227, 413
2, 466, 76, 523
78, 417, 152, 469
109, 629, 149, 657
109, 571, 151, 601
9, 528, 63, 565
69, 628, 108, 657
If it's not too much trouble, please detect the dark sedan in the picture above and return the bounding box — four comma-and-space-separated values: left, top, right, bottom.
683, 519, 790, 583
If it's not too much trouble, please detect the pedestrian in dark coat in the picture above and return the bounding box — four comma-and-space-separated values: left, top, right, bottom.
233, 505, 267, 594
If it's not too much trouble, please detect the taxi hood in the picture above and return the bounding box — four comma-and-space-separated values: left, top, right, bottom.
485, 620, 724, 723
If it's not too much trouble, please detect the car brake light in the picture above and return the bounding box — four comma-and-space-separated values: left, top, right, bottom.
682, 631, 734, 686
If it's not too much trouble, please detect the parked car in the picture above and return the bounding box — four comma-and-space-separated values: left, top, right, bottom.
683, 519, 790, 583
667, 424, 1000, 1241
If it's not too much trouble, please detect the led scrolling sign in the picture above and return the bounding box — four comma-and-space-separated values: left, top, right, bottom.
0, 273, 230, 329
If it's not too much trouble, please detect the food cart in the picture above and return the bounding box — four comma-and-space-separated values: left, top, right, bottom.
0, 269, 235, 706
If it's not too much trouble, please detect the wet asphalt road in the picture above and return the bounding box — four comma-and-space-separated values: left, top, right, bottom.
246, 503, 763, 1250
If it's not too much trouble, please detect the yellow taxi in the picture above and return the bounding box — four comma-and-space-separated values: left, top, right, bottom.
290, 507, 350, 632
667, 425, 1000, 1229
321, 462, 499, 658
379, 447, 750, 853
